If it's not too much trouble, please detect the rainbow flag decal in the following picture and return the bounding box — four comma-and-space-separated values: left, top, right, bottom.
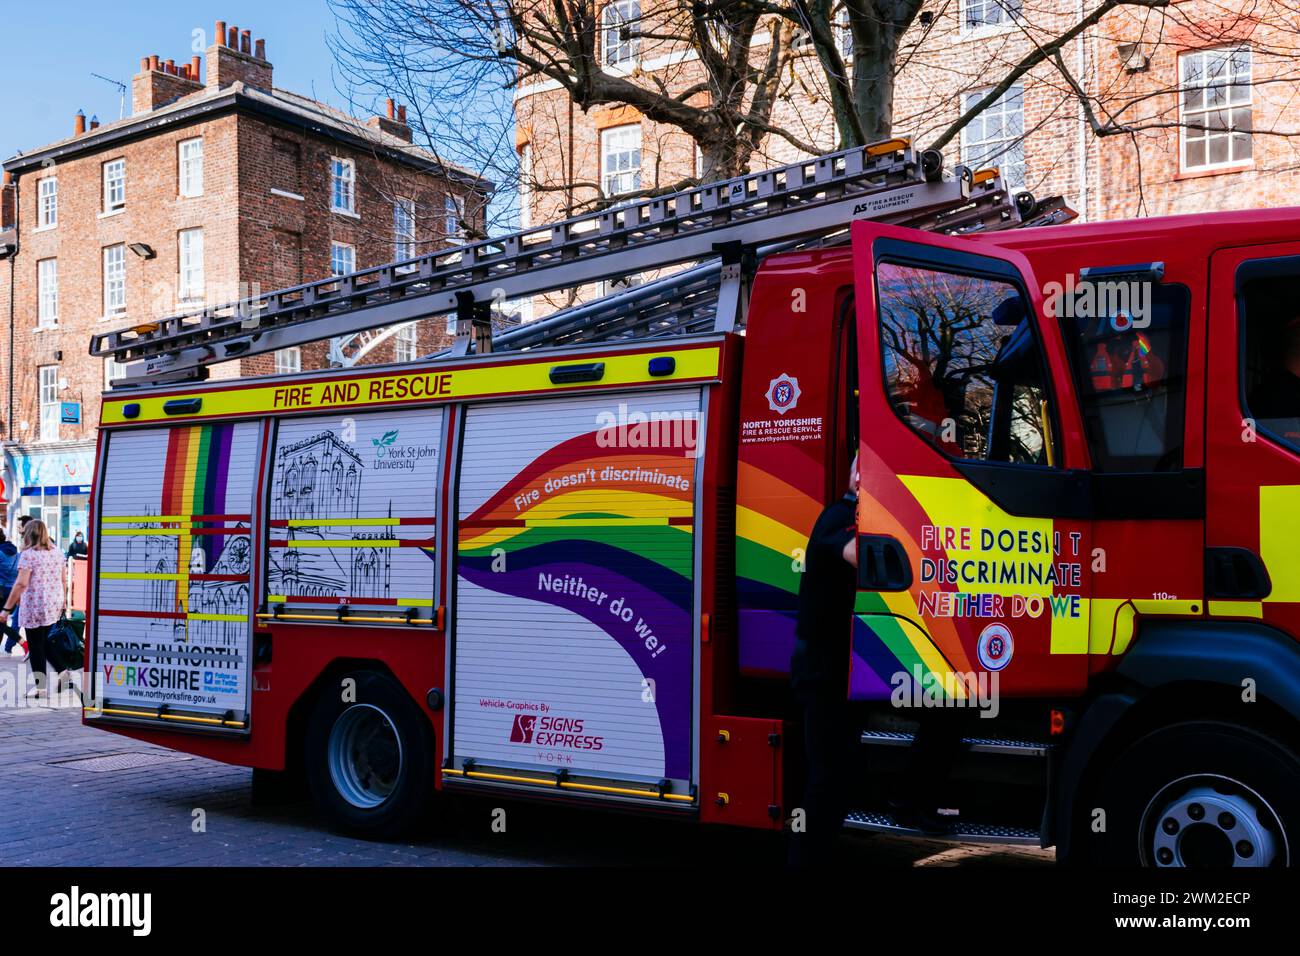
161, 423, 238, 618
457, 425, 695, 781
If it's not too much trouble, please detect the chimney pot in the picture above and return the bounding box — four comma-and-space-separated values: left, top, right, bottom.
240, 29, 251, 54
140, 56, 150, 72
386, 97, 395, 119
90, 115, 100, 130
255, 38, 265, 59
165, 59, 175, 74
398, 104, 407, 124
229, 25, 239, 48
74, 110, 86, 136
215, 20, 226, 46
149, 54, 160, 71
191, 55, 202, 77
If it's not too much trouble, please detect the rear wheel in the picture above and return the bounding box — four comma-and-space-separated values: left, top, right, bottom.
1086, 721, 1298, 867
305, 670, 434, 839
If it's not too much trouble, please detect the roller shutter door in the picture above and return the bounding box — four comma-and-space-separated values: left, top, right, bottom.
453, 389, 701, 792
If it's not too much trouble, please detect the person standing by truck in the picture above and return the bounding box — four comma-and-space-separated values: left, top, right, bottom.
788, 457, 860, 866
0, 520, 66, 699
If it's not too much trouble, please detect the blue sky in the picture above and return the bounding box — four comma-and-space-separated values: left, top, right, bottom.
0, 1, 361, 162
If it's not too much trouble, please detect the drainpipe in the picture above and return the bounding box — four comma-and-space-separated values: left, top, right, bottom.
4, 175, 16, 532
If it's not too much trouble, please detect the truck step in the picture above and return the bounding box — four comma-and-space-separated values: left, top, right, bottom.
844, 810, 1041, 846
860, 729, 1051, 757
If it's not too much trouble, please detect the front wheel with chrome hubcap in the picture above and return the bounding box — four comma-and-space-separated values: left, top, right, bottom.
1085, 720, 1298, 867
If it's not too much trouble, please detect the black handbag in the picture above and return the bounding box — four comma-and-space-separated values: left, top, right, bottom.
46, 615, 84, 673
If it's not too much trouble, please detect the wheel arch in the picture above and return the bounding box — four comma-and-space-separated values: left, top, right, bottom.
1053, 620, 1300, 860
284, 657, 436, 777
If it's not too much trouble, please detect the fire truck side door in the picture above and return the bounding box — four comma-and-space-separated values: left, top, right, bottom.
847, 221, 1093, 702
1207, 244, 1300, 634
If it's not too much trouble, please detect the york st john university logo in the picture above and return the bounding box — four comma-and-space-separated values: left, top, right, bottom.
765, 373, 801, 415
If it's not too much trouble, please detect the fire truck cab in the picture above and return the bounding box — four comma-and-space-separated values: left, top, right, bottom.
84, 149, 1300, 866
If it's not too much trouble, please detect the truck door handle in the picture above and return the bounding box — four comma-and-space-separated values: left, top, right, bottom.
1206, 547, 1271, 600
858, 534, 912, 592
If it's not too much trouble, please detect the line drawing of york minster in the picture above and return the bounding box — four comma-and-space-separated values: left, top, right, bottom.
268, 429, 393, 601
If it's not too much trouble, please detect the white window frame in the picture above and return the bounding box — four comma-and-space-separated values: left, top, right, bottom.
37, 258, 58, 328
443, 194, 465, 243
601, 124, 642, 197
961, 0, 1022, 33
330, 241, 356, 277
179, 137, 204, 197
394, 198, 416, 260
1180, 46, 1253, 172
102, 158, 126, 212
835, 7, 853, 59
274, 347, 302, 375
394, 322, 418, 362
104, 357, 125, 389
103, 244, 127, 316
39, 365, 60, 443
331, 156, 356, 214
961, 85, 1025, 189
178, 228, 205, 304
602, 0, 640, 68
37, 177, 57, 229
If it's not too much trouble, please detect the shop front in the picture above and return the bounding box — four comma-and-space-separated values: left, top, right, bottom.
4, 441, 96, 545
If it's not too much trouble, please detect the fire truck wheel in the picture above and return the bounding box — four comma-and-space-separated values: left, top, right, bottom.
305, 670, 435, 839
1088, 720, 1299, 867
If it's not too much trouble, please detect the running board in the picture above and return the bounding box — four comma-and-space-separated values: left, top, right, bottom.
860, 729, 1051, 757
844, 810, 1041, 846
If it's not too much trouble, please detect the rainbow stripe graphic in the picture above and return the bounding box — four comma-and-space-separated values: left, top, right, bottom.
734, 460, 823, 674
161, 424, 239, 616
457, 426, 695, 780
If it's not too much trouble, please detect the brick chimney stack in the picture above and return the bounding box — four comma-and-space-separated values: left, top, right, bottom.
1, 171, 15, 231
206, 19, 273, 92
132, 46, 203, 115
367, 99, 414, 143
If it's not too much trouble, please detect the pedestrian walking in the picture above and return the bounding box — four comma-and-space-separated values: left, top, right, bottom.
0, 520, 66, 699
0, 527, 21, 656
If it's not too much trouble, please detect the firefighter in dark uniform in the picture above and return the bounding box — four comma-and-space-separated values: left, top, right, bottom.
788, 457, 860, 866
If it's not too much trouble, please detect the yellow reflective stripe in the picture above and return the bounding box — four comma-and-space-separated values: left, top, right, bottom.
186, 613, 245, 622
1209, 600, 1264, 619
101, 345, 721, 424
523, 517, 674, 527
101, 516, 188, 523
441, 767, 694, 803
1260, 485, 1300, 602
101, 528, 185, 536
85, 707, 245, 728
283, 539, 401, 548
265, 595, 434, 607
284, 517, 432, 527
101, 572, 186, 581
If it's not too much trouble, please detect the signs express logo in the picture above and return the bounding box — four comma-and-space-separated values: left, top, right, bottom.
509, 714, 537, 743
765, 373, 801, 415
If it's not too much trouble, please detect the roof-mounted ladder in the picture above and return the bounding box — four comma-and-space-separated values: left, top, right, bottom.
91, 139, 1068, 387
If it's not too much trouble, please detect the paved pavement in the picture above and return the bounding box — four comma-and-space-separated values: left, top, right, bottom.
0, 654, 1054, 867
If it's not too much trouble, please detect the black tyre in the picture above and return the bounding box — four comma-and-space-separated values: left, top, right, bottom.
1084, 721, 1299, 867
305, 669, 435, 839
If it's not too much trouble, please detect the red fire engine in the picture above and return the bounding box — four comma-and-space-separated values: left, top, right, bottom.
84, 140, 1300, 866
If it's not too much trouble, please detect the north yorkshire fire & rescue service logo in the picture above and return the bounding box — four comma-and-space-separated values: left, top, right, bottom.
765, 373, 801, 415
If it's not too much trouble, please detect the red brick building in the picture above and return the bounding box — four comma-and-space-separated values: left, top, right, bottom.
0, 20, 488, 542
514, 0, 1300, 272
